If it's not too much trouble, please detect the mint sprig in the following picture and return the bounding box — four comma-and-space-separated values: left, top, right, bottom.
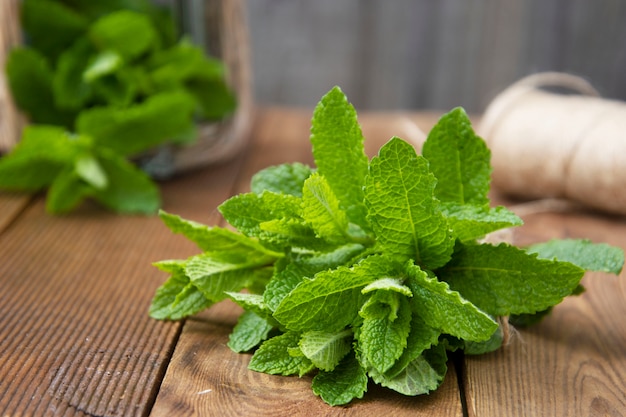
150, 87, 624, 406
1, 0, 235, 214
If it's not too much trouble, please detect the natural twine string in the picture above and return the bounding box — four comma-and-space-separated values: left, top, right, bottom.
479, 72, 626, 216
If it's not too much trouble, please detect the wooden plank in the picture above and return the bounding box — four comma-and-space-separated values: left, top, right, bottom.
0, 192, 32, 234
0, 154, 245, 416
150, 108, 463, 416
464, 209, 626, 416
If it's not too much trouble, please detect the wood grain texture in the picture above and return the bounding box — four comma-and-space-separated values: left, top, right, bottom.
0, 157, 245, 416
464, 210, 626, 417
0, 192, 32, 234
150, 108, 463, 415
151, 302, 463, 417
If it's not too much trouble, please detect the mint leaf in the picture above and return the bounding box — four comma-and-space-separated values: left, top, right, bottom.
225, 292, 276, 325
6, 48, 75, 127
76, 91, 196, 156
228, 311, 274, 353
149, 265, 212, 320
249, 331, 314, 377
46, 168, 92, 214
186, 77, 237, 121
219, 191, 302, 238
310, 87, 369, 229
464, 325, 503, 355
357, 294, 412, 373
299, 329, 353, 371
263, 244, 365, 311
88, 10, 157, 60
439, 242, 585, 316
158, 211, 281, 261
362, 278, 412, 297
53, 38, 94, 110
302, 173, 350, 243
422, 107, 491, 206
274, 255, 396, 332
0, 126, 92, 190
508, 308, 554, 328
147, 40, 224, 87
83, 50, 123, 82
259, 218, 335, 251
528, 239, 624, 275
311, 353, 368, 406
251, 163, 313, 197
90, 149, 160, 214
365, 137, 454, 269
21, 0, 89, 63
383, 315, 440, 379
442, 203, 523, 242
185, 253, 273, 302
369, 343, 447, 396
405, 261, 497, 341
75, 154, 108, 189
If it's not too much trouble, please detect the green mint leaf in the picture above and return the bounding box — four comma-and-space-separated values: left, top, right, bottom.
90, 66, 145, 107
508, 308, 554, 328
224, 292, 277, 325
21, 0, 89, 63
249, 331, 314, 377
76, 91, 196, 156
228, 311, 274, 353
148, 265, 212, 320
263, 244, 365, 311
45, 168, 92, 214
311, 353, 368, 406
383, 315, 440, 379
185, 253, 274, 302
251, 163, 313, 197
274, 255, 396, 332
259, 218, 336, 252
75, 154, 108, 189
527, 239, 624, 275
405, 261, 497, 341
53, 38, 94, 110
439, 242, 585, 316
158, 211, 280, 261
90, 149, 160, 214
362, 278, 412, 297
6, 48, 75, 127
302, 173, 351, 243
310, 86, 369, 230
299, 329, 353, 371
357, 294, 412, 373
442, 203, 523, 242
365, 137, 453, 269
83, 50, 123, 82
148, 40, 224, 87
463, 325, 503, 355
219, 191, 302, 238
368, 343, 447, 396
186, 77, 237, 121
88, 10, 157, 60
0, 126, 89, 191
422, 107, 491, 205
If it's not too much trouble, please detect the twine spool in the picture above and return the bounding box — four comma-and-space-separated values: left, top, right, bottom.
479, 72, 626, 216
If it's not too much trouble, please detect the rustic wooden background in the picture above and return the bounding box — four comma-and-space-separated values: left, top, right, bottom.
244, 0, 626, 112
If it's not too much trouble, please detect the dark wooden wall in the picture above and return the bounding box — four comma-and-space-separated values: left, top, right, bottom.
244, 0, 626, 112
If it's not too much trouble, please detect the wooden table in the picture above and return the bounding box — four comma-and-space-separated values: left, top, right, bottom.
1, 108, 625, 416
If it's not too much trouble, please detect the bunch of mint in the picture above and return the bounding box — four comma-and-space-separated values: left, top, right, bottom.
149, 87, 623, 406
0, 0, 235, 214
